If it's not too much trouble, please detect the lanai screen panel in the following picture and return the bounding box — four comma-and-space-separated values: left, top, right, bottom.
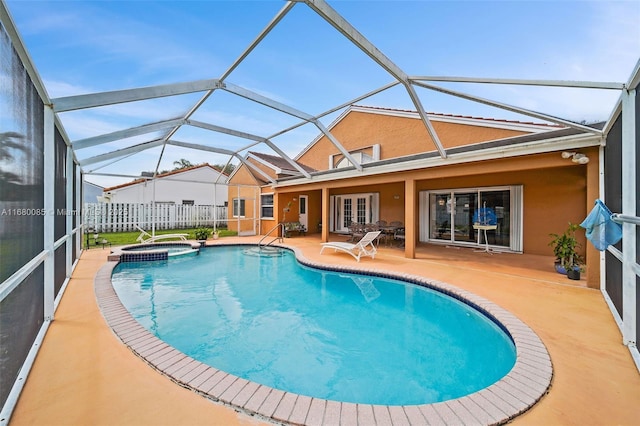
72, 162, 78, 263
0, 266, 44, 409
605, 114, 623, 318
0, 21, 44, 282
0, 20, 46, 410
54, 128, 66, 240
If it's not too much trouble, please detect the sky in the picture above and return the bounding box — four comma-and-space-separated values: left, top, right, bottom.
5, 0, 640, 188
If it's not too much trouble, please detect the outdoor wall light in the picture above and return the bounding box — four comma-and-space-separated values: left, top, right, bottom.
561, 151, 590, 164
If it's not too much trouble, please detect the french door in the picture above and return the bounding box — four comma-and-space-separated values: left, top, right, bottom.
330, 193, 379, 233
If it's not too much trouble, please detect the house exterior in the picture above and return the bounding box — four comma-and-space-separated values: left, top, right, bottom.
83, 180, 103, 203
227, 105, 602, 287
103, 164, 228, 206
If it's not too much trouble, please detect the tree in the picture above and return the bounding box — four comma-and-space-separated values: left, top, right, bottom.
172, 159, 194, 170
0, 132, 27, 197
213, 163, 236, 175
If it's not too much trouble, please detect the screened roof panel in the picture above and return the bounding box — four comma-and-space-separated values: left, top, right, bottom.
5, 0, 639, 187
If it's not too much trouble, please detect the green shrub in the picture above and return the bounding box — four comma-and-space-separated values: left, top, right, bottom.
194, 227, 212, 240
549, 222, 584, 270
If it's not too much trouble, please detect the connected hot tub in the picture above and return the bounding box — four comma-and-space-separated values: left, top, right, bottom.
110, 241, 201, 262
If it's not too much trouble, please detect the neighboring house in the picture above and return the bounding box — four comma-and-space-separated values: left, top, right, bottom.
83, 180, 103, 203
103, 164, 228, 206
227, 105, 602, 286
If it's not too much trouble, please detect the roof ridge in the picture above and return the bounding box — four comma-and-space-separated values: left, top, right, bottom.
103, 163, 225, 192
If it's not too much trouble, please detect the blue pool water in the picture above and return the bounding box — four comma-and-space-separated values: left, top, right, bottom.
111, 245, 516, 405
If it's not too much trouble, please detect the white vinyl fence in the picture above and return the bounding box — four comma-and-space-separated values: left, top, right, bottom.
84, 203, 227, 232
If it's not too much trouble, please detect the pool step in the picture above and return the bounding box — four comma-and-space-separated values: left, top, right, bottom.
242, 246, 286, 257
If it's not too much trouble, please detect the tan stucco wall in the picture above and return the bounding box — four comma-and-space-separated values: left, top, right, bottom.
229, 166, 260, 186
225, 108, 599, 287
273, 191, 323, 234
330, 182, 406, 225
413, 165, 587, 255
275, 147, 600, 287
325, 153, 592, 257
298, 111, 532, 171
226, 183, 259, 234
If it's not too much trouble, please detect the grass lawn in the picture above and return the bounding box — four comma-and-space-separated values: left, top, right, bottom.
83, 227, 237, 248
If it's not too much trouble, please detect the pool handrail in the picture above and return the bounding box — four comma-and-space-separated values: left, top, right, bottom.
258, 222, 285, 248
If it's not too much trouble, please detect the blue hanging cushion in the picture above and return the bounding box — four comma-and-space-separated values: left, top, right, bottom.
580, 199, 622, 251
473, 207, 497, 226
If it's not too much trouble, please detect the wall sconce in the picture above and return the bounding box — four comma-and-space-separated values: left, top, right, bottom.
561, 151, 589, 164
393, 195, 400, 200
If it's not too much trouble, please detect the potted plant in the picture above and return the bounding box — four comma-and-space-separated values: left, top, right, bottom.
549, 222, 584, 280
194, 227, 211, 242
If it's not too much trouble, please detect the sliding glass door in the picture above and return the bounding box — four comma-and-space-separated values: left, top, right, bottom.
422, 186, 521, 251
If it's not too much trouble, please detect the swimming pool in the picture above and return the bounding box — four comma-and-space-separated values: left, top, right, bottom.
98, 243, 552, 424
113, 245, 515, 406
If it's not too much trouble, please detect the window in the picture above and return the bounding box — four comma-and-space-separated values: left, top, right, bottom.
233, 198, 246, 217
261, 193, 274, 218
335, 152, 373, 169
330, 144, 380, 169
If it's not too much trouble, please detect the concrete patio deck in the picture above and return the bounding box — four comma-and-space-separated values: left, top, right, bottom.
9, 235, 640, 425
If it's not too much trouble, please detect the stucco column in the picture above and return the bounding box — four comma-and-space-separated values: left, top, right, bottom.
585, 147, 600, 288
321, 187, 330, 242
404, 178, 416, 259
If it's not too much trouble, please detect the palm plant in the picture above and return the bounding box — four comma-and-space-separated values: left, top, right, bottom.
549, 222, 584, 272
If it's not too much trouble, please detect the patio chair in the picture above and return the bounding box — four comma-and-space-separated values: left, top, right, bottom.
365, 223, 384, 246
136, 226, 189, 243
347, 221, 365, 242
394, 227, 405, 247
320, 231, 382, 262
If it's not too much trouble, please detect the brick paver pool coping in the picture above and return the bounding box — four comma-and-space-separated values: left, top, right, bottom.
95, 243, 553, 425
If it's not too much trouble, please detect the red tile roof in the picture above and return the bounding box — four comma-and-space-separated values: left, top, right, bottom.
352, 104, 563, 128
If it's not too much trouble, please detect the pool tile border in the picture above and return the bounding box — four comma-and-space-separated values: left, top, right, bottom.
95, 243, 553, 426
108, 241, 201, 262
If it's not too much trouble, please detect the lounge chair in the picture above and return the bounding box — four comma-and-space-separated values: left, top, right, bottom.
320, 231, 381, 262
136, 226, 188, 243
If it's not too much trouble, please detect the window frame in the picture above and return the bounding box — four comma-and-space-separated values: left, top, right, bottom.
260, 193, 274, 219
232, 198, 246, 218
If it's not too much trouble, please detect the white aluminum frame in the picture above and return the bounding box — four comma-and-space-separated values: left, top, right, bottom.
1, 0, 640, 422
